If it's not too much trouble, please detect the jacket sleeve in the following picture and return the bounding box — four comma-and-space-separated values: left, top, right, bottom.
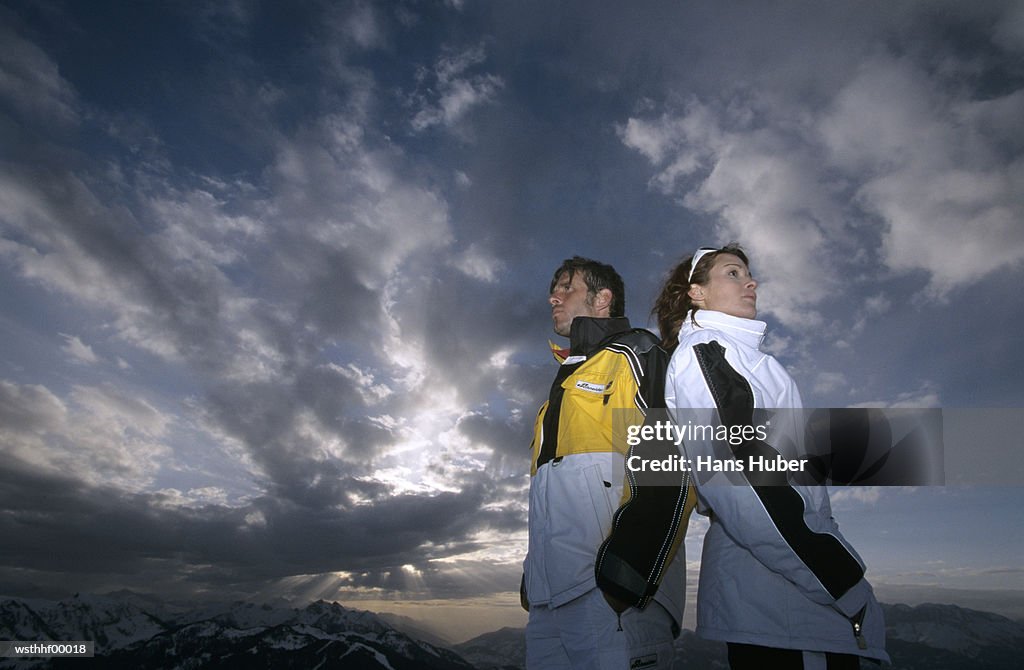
668, 338, 872, 620
594, 336, 696, 610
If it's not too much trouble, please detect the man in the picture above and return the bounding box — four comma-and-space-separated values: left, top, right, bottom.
522, 256, 695, 670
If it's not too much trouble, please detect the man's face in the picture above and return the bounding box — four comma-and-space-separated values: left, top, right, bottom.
549, 271, 602, 337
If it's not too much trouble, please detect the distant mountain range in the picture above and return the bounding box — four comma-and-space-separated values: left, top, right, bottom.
454, 603, 1024, 670
0, 594, 473, 669
1, 593, 1022, 669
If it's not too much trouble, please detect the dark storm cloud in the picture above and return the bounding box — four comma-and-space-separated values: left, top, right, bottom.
0, 451, 516, 598
0, 1, 523, 601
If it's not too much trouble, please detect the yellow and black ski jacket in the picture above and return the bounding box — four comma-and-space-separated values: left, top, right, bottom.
523, 316, 695, 629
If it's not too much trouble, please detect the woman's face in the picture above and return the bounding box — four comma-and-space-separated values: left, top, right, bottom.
689, 253, 758, 319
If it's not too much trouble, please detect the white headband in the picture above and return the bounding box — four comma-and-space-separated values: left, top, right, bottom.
687, 247, 718, 283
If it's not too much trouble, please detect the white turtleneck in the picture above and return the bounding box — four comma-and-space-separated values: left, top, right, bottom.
666, 309, 802, 411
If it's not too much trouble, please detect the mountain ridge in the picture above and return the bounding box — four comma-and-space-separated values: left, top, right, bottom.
0, 593, 473, 669
2, 594, 1023, 669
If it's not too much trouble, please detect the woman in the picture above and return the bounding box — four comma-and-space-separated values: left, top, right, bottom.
655, 244, 888, 669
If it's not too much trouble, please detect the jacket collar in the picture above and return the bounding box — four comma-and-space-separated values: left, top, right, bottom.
681, 310, 766, 350
567, 316, 632, 357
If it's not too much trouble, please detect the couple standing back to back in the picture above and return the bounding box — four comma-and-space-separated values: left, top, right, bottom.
522, 249, 889, 670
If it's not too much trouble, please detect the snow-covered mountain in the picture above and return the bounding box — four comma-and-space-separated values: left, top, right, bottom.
0, 594, 473, 669
3, 595, 1023, 669
0, 594, 167, 654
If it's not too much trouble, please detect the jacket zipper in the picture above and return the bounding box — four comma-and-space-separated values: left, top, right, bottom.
851, 606, 867, 649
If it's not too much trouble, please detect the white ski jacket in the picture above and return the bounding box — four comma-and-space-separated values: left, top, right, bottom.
666, 310, 888, 662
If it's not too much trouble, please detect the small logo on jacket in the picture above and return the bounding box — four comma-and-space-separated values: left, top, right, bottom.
630, 654, 658, 669
575, 380, 607, 394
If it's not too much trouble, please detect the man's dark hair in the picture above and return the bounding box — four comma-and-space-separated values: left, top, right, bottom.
549, 256, 625, 318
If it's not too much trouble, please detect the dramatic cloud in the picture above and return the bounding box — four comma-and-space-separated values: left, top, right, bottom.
1, 0, 1022, 637
621, 6, 1024, 328
0, 381, 169, 490
819, 56, 1024, 296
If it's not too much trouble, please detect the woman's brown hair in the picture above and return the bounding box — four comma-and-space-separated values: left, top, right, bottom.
652, 243, 749, 351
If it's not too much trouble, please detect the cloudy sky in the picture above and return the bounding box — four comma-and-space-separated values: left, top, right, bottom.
1, 0, 1022, 642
